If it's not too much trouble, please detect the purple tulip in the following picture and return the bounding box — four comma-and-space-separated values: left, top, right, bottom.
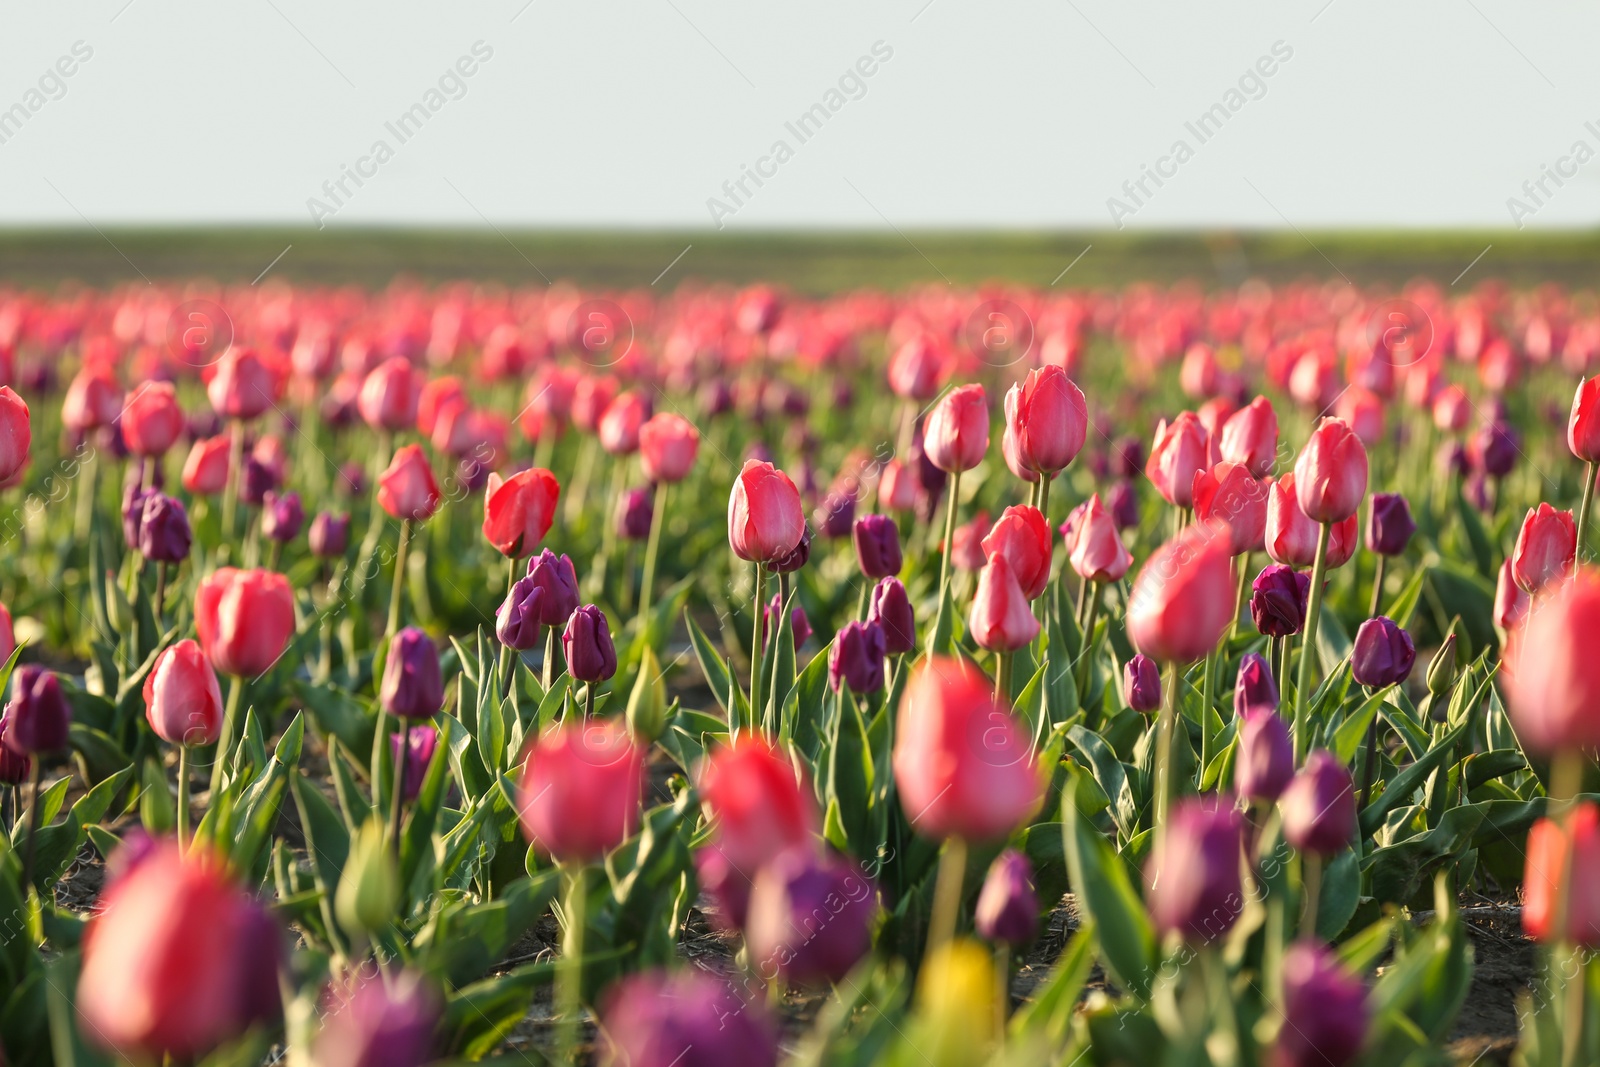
853, 514, 902, 579
563, 605, 617, 683
380, 628, 443, 720
1112, 435, 1146, 479
828, 620, 886, 694
456, 457, 491, 493
1234, 652, 1278, 717
1436, 440, 1469, 479
975, 849, 1039, 945
524, 549, 580, 628
616, 486, 653, 541
814, 490, 856, 540
867, 577, 916, 655
123, 484, 155, 550
337, 462, 368, 498
699, 379, 734, 418
0, 712, 31, 784
241, 454, 279, 506
745, 847, 875, 985
139, 493, 192, 563
1277, 940, 1369, 1067
308, 512, 351, 558
1107, 478, 1141, 530
1124, 653, 1162, 713
389, 726, 439, 803
1351, 616, 1415, 689
1474, 420, 1519, 478
1234, 708, 1294, 802
600, 969, 779, 1067
1364, 493, 1415, 557
313, 973, 440, 1067
1281, 750, 1357, 857
762, 594, 812, 651
496, 574, 545, 651
1144, 796, 1245, 943
1251, 564, 1311, 638
261, 490, 304, 543
767, 526, 812, 574
3, 666, 70, 755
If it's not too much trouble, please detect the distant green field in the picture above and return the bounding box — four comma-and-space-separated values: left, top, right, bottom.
0, 227, 1595, 291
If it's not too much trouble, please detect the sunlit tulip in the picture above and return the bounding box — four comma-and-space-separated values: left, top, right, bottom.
1494, 558, 1530, 630
1568, 376, 1600, 463
482, 467, 560, 557
1364, 492, 1415, 556
1276, 941, 1369, 1067
878, 459, 918, 511
969, 554, 1040, 652
517, 720, 644, 861
853, 514, 902, 579
357, 357, 420, 432
121, 381, 184, 457
1067, 493, 1132, 582
1432, 384, 1471, 432
381, 627, 443, 719
600, 970, 778, 1067
1251, 564, 1310, 637
980, 504, 1051, 599
309, 511, 351, 558
260, 490, 303, 543
1126, 522, 1234, 663
829, 620, 887, 692
1294, 417, 1368, 523
598, 391, 650, 455
144, 640, 224, 746
3, 665, 70, 754
194, 567, 295, 677
637, 412, 700, 483
1524, 803, 1600, 947
698, 738, 818, 901
1123, 653, 1161, 712
1351, 617, 1415, 688
0, 712, 30, 784
1504, 568, 1600, 752
888, 333, 948, 400
1234, 708, 1293, 802
206, 348, 276, 421
416, 375, 466, 438
377, 444, 440, 522
1511, 502, 1577, 594
1266, 473, 1358, 569
563, 604, 617, 683
974, 849, 1038, 945
1280, 750, 1356, 856
63, 366, 123, 431
924, 384, 989, 473
1192, 461, 1267, 555
745, 846, 875, 984
1003, 365, 1087, 474
181, 434, 231, 495
868, 577, 916, 655
0, 386, 30, 483
1146, 411, 1209, 508
140, 493, 192, 563
728, 459, 805, 563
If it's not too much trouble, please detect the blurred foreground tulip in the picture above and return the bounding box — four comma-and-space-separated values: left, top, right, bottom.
975, 849, 1038, 945
600, 970, 778, 1067
1275, 941, 1369, 1067
1281, 750, 1357, 857
1524, 803, 1600, 947
745, 846, 875, 985
1504, 568, 1600, 753
314, 972, 439, 1067
1235, 708, 1294, 802
0, 386, 30, 484
517, 720, 644, 862
1512, 502, 1577, 594
1145, 796, 1245, 943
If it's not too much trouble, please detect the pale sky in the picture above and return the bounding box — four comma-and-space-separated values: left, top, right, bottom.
1, 1, 1597, 232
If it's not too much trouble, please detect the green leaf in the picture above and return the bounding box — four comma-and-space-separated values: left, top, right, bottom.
686, 612, 747, 726
1060, 767, 1155, 998
1360, 719, 1469, 838
441, 960, 560, 1060
1331, 687, 1388, 765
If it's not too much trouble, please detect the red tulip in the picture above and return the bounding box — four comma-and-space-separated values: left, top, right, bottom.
1003, 366, 1087, 474
698, 738, 818, 874
416, 376, 467, 438
728, 459, 805, 563
878, 459, 918, 511
1179, 342, 1220, 399
1126, 521, 1235, 663
980, 505, 1052, 600
0, 386, 31, 484
893, 656, 1043, 841
598, 391, 650, 455
1505, 568, 1600, 753
1147, 411, 1209, 508
377, 444, 441, 522
1192, 461, 1268, 556
181, 435, 232, 496
1524, 803, 1600, 947
572, 375, 619, 433
950, 510, 992, 572
1495, 558, 1529, 630
357, 357, 419, 432
638, 412, 700, 483
969, 554, 1041, 652
888, 333, 949, 400
1068, 493, 1133, 582
1293, 417, 1368, 524
1569, 376, 1600, 463
77, 843, 281, 1059
517, 720, 645, 861
194, 568, 296, 678
63, 366, 123, 431
121, 382, 185, 457
924, 384, 990, 473
1266, 473, 1357, 569
206, 348, 276, 421
1512, 502, 1577, 594
482, 467, 560, 557
144, 639, 225, 746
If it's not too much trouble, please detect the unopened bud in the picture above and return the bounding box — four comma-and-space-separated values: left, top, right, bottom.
625, 646, 670, 744
1427, 631, 1460, 698
336, 818, 398, 938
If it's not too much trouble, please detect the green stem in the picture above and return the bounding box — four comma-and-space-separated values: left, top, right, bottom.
1292, 522, 1332, 763
221, 419, 244, 543
558, 865, 588, 1063
385, 519, 413, 641
20, 762, 42, 897
994, 651, 1012, 703
1230, 553, 1249, 644
1578, 460, 1597, 572
750, 563, 766, 736
209, 674, 244, 797
543, 626, 558, 693
390, 721, 408, 851
1552, 749, 1589, 1067
1369, 553, 1386, 619
1075, 582, 1101, 700
926, 835, 968, 955
937, 469, 964, 613
1037, 471, 1051, 523
1154, 663, 1178, 850
499, 555, 521, 700
177, 744, 191, 850
639, 482, 668, 620
1358, 685, 1381, 811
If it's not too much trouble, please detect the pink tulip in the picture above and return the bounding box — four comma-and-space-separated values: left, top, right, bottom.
1126, 521, 1235, 663
924, 384, 990, 473
1147, 411, 1209, 508
1293, 417, 1368, 524
728, 460, 805, 563
969, 554, 1041, 652
1218, 395, 1277, 478
517, 721, 645, 861
980, 505, 1052, 600
1068, 493, 1133, 582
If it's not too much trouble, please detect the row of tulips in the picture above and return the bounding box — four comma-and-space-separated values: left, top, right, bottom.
0, 272, 1596, 1067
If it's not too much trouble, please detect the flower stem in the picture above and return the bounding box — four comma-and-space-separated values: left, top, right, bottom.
1292, 522, 1332, 763
1154, 662, 1178, 850
209, 674, 244, 797
750, 563, 765, 735
390, 721, 409, 851
1578, 460, 1597, 572
639, 482, 669, 620
937, 469, 963, 613
1299, 851, 1322, 939
20, 762, 42, 897
1369, 553, 1386, 619
177, 744, 191, 851
385, 519, 413, 641
1075, 582, 1101, 701
926, 835, 968, 955
558, 865, 588, 1062
543, 626, 558, 693
221, 418, 245, 542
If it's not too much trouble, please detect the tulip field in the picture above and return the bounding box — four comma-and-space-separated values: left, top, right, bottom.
3, 270, 1600, 1067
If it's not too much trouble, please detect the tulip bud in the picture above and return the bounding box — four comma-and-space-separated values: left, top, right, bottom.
1234, 652, 1278, 717
64, 367, 124, 431
563, 604, 617, 683
181, 435, 231, 496
1144, 796, 1245, 942
1123, 653, 1162, 713
728, 459, 806, 563
308, 511, 351, 558
829, 620, 887, 693
1146, 411, 1209, 508
1192, 461, 1268, 556
924, 383, 990, 473
1569, 376, 1600, 463
260, 490, 304, 543
496, 574, 544, 652
123, 484, 154, 550
482, 467, 560, 557
121, 382, 184, 458
357, 357, 420, 432
132, 492, 190, 564
1504, 569, 1600, 752
1350, 616, 1415, 688
206, 347, 276, 420
813, 489, 856, 540
1068, 493, 1133, 582
982, 504, 1052, 599
950, 510, 991, 572
853, 514, 903, 579
625, 646, 670, 743
523, 549, 580, 628
867, 576, 916, 655
974, 849, 1038, 945
600, 970, 779, 1067
745, 846, 875, 985
598, 391, 650, 456
1427, 631, 1459, 697
1251, 563, 1311, 637
144, 640, 224, 747
638, 412, 700, 484
336, 818, 399, 937
389, 726, 438, 803
1294, 417, 1368, 524
1280, 750, 1357, 856
0, 386, 31, 484
338, 461, 368, 498
1473, 420, 1519, 478
517, 720, 644, 861
1364, 492, 1416, 557
616, 485, 653, 541
1234, 708, 1293, 801
1494, 557, 1530, 631
1106, 478, 1141, 529
1218, 395, 1277, 478
1004, 366, 1087, 474
380, 628, 443, 720
1512, 502, 1577, 594
376, 444, 441, 522
1276, 940, 1369, 1067
1126, 521, 1235, 663
969, 554, 1041, 652
1525, 803, 1600, 947
0, 712, 32, 784
3, 665, 70, 755
315, 972, 440, 1067
761, 594, 812, 651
